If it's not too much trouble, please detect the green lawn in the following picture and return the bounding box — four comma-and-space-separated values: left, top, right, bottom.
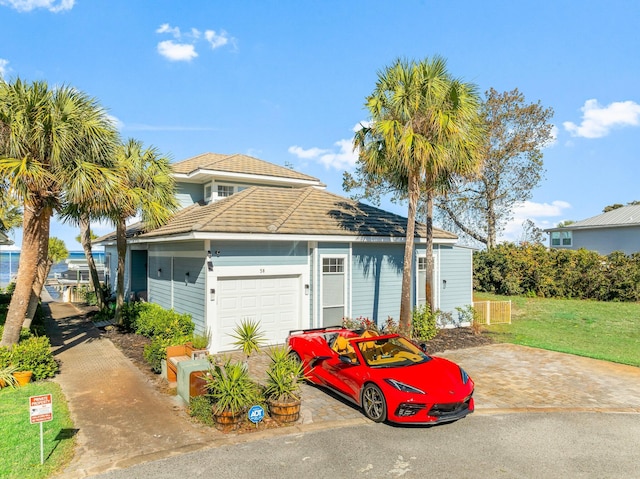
0, 381, 75, 479
477, 293, 640, 367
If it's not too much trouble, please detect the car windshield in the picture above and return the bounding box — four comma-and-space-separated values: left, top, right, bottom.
357, 337, 431, 367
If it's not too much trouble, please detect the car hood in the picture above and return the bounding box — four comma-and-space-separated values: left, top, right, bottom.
375, 356, 471, 396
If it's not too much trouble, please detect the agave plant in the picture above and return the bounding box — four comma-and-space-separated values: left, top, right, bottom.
230, 319, 265, 359
264, 346, 305, 403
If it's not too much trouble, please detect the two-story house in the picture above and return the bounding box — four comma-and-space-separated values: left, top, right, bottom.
96, 152, 474, 353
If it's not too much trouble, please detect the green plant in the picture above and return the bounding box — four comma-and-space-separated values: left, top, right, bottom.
189, 395, 215, 426
191, 329, 211, 349
206, 359, 263, 415
0, 364, 19, 388
230, 319, 265, 359
10, 336, 58, 380
133, 303, 194, 339
143, 335, 190, 373
411, 304, 437, 341
264, 346, 305, 402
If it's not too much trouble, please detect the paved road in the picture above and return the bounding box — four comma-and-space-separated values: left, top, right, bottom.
93, 412, 640, 479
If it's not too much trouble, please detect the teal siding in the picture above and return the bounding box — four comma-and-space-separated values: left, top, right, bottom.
351, 243, 404, 325
130, 250, 148, 296
148, 255, 173, 310
176, 183, 203, 208
438, 245, 473, 316
212, 241, 308, 267
172, 258, 206, 334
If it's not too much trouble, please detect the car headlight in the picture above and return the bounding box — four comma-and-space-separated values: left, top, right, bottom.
384, 379, 426, 394
459, 367, 470, 385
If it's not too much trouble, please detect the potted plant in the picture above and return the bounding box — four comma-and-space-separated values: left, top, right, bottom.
264, 346, 305, 423
0, 365, 19, 389
205, 358, 263, 431
188, 329, 211, 359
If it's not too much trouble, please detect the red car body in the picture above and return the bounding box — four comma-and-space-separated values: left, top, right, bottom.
288, 326, 474, 425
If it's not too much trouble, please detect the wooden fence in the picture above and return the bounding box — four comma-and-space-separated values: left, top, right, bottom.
472, 300, 512, 325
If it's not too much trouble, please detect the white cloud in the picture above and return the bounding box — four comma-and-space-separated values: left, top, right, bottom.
563, 99, 640, 138
204, 29, 229, 49
156, 23, 181, 38
107, 114, 124, 131
0, 0, 73, 12
156, 23, 233, 61
157, 40, 198, 62
500, 200, 572, 242
289, 138, 357, 171
0, 58, 8, 78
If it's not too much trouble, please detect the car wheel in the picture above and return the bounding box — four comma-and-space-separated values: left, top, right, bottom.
362, 383, 387, 423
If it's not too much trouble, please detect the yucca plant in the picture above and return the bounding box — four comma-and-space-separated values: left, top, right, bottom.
230, 319, 265, 359
264, 346, 305, 403
206, 358, 263, 415
0, 364, 19, 389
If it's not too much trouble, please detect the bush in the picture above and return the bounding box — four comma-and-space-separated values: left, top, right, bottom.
7, 335, 58, 381
411, 304, 437, 341
133, 303, 194, 339
143, 335, 190, 373
189, 395, 214, 426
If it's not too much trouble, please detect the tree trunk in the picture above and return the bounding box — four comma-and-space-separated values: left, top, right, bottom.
425, 191, 434, 313
115, 218, 127, 324
399, 173, 419, 336
23, 258, 52, 330
80, 214, 105, 310
0, 203, 50, 346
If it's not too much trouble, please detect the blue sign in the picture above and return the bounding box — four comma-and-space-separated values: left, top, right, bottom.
248, 405, 265, 424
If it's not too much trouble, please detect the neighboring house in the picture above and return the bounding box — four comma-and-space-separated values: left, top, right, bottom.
0, 231, 12, 246
545, 204, 640, 255
96, 153, 474, 353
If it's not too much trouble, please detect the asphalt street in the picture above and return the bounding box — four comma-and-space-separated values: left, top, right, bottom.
92, 412, 640, 479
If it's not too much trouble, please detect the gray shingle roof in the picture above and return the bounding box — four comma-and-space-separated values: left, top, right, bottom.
138, 186, 456, 240
547, 204, 640, 231
172, 152, 323, 184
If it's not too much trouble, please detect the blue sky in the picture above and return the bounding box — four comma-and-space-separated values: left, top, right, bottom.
1, 0, 639, 250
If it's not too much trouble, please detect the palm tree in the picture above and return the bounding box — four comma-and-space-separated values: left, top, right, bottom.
354, 57, 484, 334
109, 139, 178, 323
0, 79, 118, 346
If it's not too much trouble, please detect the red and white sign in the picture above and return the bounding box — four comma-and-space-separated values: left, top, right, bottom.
30, 394, 53, 424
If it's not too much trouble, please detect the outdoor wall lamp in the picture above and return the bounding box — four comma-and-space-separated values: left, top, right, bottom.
157, 268, 162, 277
442, 279, 447, 289
185, 272, 190, 285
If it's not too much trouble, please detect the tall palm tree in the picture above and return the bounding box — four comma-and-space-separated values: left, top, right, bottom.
0, 79, 118, 346
109, 139, 178, 323
354, 57, 484, 334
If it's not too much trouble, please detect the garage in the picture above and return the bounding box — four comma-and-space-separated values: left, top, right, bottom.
217, 275, 301, 351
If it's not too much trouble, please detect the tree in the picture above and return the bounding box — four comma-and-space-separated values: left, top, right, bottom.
603, 200, 640, 213
0, 79, 117, 346
435, 88, 554, 249
109, 139, 178, 324
353, 57, 484, 333
23, 237, 68, 329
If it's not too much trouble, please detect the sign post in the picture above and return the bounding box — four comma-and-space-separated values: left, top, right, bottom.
30, 394, 53, 465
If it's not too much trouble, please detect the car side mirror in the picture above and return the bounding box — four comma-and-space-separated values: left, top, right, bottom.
419, 343, 427, 352
339, 354, 355, 364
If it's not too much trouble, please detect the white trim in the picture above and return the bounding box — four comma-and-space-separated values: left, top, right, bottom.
173, 170, 323, 188
319, 253, 348, 327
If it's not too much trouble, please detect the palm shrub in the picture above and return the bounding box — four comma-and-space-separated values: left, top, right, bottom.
230, 319, 265, 360
206, 359, 263, 415
264, 346, 305, 403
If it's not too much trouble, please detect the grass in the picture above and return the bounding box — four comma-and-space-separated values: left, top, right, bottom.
0, 381, 75, 479
476, 293, 640, 367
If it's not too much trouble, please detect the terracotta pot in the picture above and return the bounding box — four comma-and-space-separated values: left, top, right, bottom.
13, 371, 33, 387
268, 398, 301, 423
213, 409, 243, 432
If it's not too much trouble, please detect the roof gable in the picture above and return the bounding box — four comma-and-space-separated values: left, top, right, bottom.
552, 204, 640, 230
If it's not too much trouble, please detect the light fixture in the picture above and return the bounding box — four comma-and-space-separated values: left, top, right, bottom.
157, 268, 162, 277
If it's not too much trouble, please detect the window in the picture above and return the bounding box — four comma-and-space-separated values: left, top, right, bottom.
551, 231, 572, 246
322, 257, 344, 273
204, 184, 212, 202
217, 185, 234, 198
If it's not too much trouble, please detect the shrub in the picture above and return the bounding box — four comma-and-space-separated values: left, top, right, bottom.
189, 395, 214, 426
133, 303, 194, 339
9, 335, 58, 381
412, 304, 437, 341
143, 334, 191, 373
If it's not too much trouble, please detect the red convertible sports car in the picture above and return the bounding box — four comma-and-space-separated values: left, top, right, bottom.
287, 326, 474, 425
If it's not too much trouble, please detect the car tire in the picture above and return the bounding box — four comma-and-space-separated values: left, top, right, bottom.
362, 383, 387, 423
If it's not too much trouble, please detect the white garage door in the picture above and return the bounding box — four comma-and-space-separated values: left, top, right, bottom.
217, 275, 301, 351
